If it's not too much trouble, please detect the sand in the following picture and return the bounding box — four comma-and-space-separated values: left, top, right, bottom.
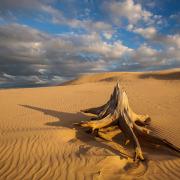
0, 69, 180, 180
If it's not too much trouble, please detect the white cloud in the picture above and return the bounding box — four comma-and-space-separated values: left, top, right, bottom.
107, 0, 152, 24
162, 34, 180, 48
131, 44, 159, 64
3, 73, 16, 80
127, 24, 134, 31
131, 43, 180, 67
133, 27, 157, 38
89, 42, 131, 58
86, 21, 112, 32
53, 17, 112, 33
103, 32, 113, 39
40, 32, 132, 60
129, 25, 180, 49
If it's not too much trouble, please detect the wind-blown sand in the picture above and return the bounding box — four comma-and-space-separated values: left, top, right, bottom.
0, 69, 180, 180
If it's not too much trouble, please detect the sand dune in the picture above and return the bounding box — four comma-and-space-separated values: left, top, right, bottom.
0, 69, 180, 180
63, 68, 180, 85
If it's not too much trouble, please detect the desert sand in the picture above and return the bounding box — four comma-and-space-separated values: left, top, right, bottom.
0, 69, 180, 180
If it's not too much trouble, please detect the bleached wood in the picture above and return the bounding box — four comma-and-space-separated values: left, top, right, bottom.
76, 83, 180, 161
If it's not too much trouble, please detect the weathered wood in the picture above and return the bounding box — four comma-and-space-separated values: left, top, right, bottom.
98, 125, 122, 141
76, 82, 180, 161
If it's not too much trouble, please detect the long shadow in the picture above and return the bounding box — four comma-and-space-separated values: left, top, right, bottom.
20, 105, 89, 128
20, 104, 128, 159
20, 105, 179, 161
139, 71, 180, 80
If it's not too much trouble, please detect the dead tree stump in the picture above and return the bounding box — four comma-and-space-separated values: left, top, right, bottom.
76, 83, 180, 161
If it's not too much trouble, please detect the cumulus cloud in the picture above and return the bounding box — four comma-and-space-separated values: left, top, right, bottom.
129, 25, 180, 52
131, 44, 159, 65
159, 34, 180, 48
131, 44, 180, 67
52, 15, 112, 33
106, 0, 152, 24
133, 27, 157, 39
0, 23, 132, 85
131, 26, 180, 48
132, 27, 180, 49
103, 32, 113, 40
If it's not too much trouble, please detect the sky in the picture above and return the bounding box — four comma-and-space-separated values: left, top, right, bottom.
0, 0, 179, 87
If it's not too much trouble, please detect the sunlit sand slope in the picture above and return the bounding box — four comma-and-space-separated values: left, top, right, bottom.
0, 69, 180, 180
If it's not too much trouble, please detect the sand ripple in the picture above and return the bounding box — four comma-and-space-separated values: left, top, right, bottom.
0, 70, 179, 179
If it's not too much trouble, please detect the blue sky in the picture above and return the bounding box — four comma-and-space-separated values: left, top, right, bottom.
0, 0, 179, 86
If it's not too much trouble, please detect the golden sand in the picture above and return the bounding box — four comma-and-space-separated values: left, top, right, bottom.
0, 69, 180, 180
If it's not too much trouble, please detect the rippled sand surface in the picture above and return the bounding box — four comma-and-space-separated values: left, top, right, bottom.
0, 69, 180, 180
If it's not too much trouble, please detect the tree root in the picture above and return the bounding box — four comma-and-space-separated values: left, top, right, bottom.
75, 83, 180, 161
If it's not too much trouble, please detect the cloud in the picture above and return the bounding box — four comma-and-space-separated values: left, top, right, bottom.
0, 23, 179, 86
133, 28, 180, 49
131, 44, 180, 67
106, 0, 152, 24
159, 34, 180, 48
52, 15, 113, 33
0, 0, 41, 10
0, 0, 113, 34
103, 32, 113, 40
0, 23, 131, 85
129, 25, 180, 49
0, 0, 46, 20
131, 44, 159, 65
170, 12, 180, 24
107, 0, 164, 30
128, 23, 180, 67
133, 27, 157, 38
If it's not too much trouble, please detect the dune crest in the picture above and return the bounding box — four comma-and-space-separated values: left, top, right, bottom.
63, 68, 180, 85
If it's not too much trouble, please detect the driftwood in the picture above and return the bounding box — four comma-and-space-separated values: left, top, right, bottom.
76, 83, 180, 161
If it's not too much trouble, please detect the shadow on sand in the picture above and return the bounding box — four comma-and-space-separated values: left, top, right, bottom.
20, 104, 179, 161
138, 71, 180, 80
20, 104, 130, 159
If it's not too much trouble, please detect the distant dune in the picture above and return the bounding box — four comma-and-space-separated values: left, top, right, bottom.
63, 68, 180, 85
0, 68, 180, 180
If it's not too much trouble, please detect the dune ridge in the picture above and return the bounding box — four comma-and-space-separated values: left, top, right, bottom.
62, 68, 180, 85
0, 69, 180, 179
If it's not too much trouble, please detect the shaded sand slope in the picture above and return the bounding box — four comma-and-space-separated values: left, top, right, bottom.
0, 69, 180, 180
